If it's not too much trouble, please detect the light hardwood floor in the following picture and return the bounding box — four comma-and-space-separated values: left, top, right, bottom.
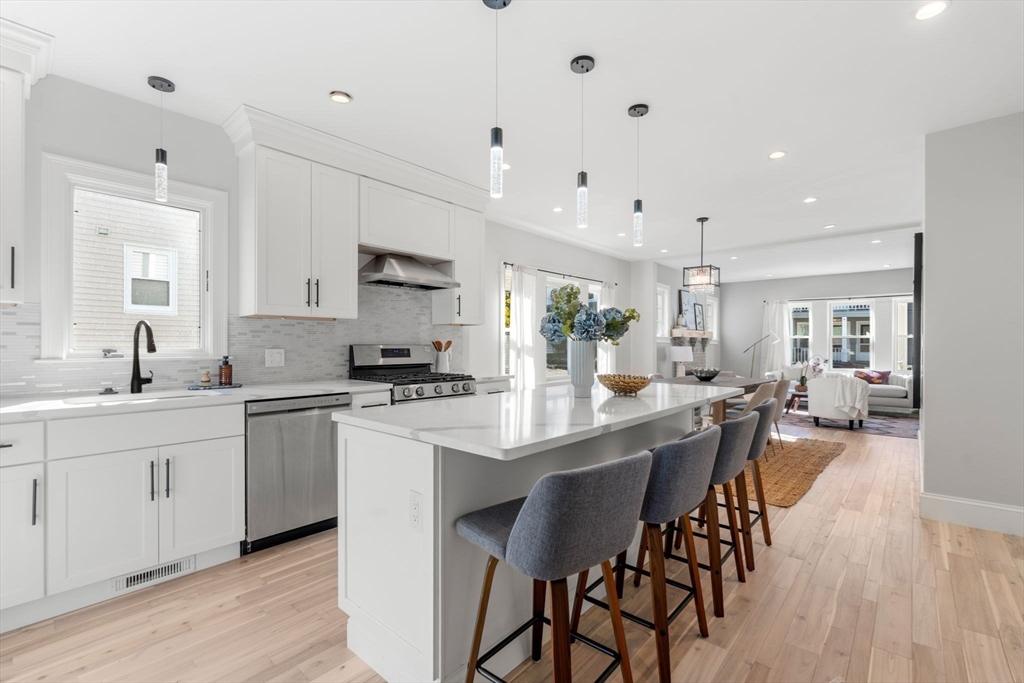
1, 423, 1021, 683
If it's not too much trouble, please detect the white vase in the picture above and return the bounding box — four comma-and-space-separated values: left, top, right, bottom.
568, 339, 596, 399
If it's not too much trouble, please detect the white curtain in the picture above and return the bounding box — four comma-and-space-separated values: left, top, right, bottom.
597, 281, 616, 375
509, 265, 538, 390
760, 300, 790, 378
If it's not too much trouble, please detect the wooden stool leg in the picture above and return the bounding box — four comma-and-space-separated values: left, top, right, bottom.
645, 523, 673, 683
735, 470, 756, 572
721, 481, 746, 584
466, 556, 499, 683
681, 515, 709, 637
752, 459, 772, 546
568, 570, 586, 646
549, 578, 573, 683
705, 487, 724, 618
697, 504, 707, 529
664, 524, 675, 556
775, 421, 784, 449
674, 517, 684, 550
601, 560, 634, 683
614, 551, 627, 599
633, 531, 648, 587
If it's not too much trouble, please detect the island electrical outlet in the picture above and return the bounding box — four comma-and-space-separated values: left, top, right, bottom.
410, 490, 423, 532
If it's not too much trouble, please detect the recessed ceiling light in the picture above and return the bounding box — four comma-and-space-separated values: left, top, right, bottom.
553, 207, 563, 212
871, 239, 882, 244
823, 224, 836, 229
768, 150, 787, 160
882, 264, 892, 268
329, 91, 352, 104
617, 233, 626, 237
914, 1, 950, 20
803, 197, 817, 203
502, 163, 511, 170
766, 274, 773, 277
660, 249, 668, 253
730, 256, 738, 260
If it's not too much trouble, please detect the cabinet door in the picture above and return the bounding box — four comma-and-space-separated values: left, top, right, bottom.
311, 163, 359, 319
0, 68, 25, 304
158, 437, 245, 563
47, 449, 160, 595
359, 179, 454, 260
256, 146, 312, 316
432, 207, 485, 325
0, 463, 44, 609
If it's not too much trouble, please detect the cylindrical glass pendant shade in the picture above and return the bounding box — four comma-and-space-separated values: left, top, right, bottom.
633, 198, 643, 246
155, 148, 168, 203
490, 127, 503, 199
576, 171, 588, 228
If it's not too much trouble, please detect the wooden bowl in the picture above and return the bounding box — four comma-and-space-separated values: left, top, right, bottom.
597, 374, 652, 396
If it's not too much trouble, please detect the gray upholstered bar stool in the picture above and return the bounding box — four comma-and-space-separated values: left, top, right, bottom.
457, 452, 652, 683
734, 399, 777, 570
575, 427, 721, 683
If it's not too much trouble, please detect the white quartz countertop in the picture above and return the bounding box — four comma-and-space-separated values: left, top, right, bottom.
332, 382, 742, 460
0, 379, 392, 423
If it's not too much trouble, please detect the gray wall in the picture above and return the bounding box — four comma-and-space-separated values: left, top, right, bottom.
922, 112, 1024, 518
719, 269, 914, 376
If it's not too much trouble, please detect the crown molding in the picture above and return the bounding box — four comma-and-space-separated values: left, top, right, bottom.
223, 104, 489, 212
484, 209, 639, 263
0, 19, 54, 99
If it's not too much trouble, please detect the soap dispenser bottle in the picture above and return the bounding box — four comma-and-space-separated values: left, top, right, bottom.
218, 356, 233, 386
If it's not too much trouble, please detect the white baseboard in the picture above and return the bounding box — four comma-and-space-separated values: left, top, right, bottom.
920, 491, 1024, 536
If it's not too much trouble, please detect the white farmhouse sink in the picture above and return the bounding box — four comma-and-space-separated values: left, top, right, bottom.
63, 390, 221, 405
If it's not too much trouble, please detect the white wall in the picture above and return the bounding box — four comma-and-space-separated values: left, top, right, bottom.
921, 111, 1024, 534
463, 221, 634, 379
719, 269, 914, 376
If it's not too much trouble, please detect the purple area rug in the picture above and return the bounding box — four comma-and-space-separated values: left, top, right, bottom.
780, 408, 919, 439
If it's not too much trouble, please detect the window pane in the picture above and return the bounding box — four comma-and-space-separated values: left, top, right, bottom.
545, 284, 567, 377
790, 305, 809, 337
832, 337, 870, 369
72, 189, 201, 351
831, 304, 871, 336
791, 338, 809, 364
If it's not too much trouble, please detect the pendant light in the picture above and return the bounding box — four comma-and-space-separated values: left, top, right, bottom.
484, 0, 510, 198
628, 104, 649, 246
571, 55, 595, 228
148, 76, 175, 203
683, 217, 721, 294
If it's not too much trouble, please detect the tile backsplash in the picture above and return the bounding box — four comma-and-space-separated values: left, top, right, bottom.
0, 286, 463, 397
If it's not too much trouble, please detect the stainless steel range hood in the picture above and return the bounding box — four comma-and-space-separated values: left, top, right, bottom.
358, 254, 459, 290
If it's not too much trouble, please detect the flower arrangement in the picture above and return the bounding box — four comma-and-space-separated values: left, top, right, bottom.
539, 284, 640, 346
808, 355, 830, 379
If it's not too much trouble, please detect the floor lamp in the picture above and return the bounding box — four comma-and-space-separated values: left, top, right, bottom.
669, 345, 693, 377
743, 332, 779, 378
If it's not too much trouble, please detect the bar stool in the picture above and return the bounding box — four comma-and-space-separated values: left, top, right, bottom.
574, 427, 721, 683
728, 399, 776, 571
457, 452, 653, 683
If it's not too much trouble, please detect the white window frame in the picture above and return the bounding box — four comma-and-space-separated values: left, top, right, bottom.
706, 295, 720, 344
789, 301, 811, 364
893, 296, 914, 372
827, 300, 874, 369
123, 244, 179, 316
41, 154, 228, 360
656, 283, 671, 341
541, 275, 601, 384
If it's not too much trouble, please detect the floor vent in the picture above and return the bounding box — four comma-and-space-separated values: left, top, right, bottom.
113, 556, 196, 592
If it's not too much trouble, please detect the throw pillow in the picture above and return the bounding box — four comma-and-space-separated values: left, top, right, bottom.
854, 369, 891, 384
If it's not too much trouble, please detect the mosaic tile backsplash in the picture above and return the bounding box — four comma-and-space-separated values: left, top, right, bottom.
0, 286, 463, 397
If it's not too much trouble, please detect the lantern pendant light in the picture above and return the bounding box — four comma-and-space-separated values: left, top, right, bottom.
628, 104, 649, 246
484, 0, 510, 198
148, 76, 175, 203
571, 56, 595, 228
683, 217, 721, 294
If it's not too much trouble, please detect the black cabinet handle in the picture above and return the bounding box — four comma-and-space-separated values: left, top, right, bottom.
0, 443, 12, 449
360, 403, 388, 408
457, 294, 461, 317
150, 461, 155, 501
31, 478, 38, 526
165, 458, 170, 498
306, 278, 311, 307
9, 246, 13, 290
315, 279, 320, 307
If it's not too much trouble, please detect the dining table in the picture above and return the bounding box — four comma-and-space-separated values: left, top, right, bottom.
653, 374, 775, 424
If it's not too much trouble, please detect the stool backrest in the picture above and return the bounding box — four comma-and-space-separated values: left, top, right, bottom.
640, 425, 721, 525
505, 451, 653, 582
771, 380, 789, 421
748, 399, 777, 461
711, 412, 759, 485
735, 382, 776, 418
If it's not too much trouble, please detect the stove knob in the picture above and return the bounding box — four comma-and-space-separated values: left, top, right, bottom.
402, 387, 413, 398
451, 383, 460, 393
463, 382, 472, 392
415, 386, 425, 397
434, 385, 444, 395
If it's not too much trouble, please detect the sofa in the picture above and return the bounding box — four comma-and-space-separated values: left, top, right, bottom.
766, 365, 914, 409
808, 376, 869, 429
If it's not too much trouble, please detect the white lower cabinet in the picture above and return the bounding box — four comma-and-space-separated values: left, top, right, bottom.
158, 437, 244, 563
47, 449, 160, 595
0, 463, 44, 609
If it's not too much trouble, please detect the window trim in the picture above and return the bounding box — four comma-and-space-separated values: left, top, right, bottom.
656, 283, 671, 341
788, 301, 811, 365
893, 296, 914, 372
705, 295, 719, 345
123, 243, 179, 316
541, 274, 601, 384
41, 153, 228, 360
827, 299, 875, 370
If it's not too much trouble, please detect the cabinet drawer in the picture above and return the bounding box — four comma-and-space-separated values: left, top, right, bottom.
351, 391, 392, 409
0, 422, 44, 467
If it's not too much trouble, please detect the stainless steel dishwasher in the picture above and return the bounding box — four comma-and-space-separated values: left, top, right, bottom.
243, 393, 352, 554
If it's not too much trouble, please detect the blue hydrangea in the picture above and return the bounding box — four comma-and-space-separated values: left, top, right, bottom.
539, 313, 565, 343
573, 308, 607, 342
600, 307, 624, 323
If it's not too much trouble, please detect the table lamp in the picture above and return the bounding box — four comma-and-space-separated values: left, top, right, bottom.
669, 345, 693, 377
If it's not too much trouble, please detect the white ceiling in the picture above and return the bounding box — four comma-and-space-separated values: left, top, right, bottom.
4, 0, 1023, 278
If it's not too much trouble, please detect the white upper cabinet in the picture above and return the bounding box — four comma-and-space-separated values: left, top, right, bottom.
239, 146, 358, 319
432, 207, 485, 325
0, 68, 25, 304
360, 179, 455, 261
0, 462, 44, 609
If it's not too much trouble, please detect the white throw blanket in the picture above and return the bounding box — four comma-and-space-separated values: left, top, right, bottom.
834, 376, 870, 418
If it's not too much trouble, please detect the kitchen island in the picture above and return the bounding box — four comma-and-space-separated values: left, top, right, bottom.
332, 382, 742, 683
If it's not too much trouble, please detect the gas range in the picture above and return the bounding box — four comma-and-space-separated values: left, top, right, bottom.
349, 344, 477, 404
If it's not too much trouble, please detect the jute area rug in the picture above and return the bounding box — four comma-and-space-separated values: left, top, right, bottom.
745, 438, 847, 508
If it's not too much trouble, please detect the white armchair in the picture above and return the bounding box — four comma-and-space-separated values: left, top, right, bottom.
808, 376, 869, 429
